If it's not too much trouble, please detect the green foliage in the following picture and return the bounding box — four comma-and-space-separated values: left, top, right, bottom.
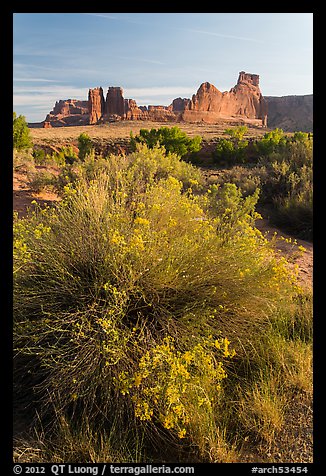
258, 136, 313, 239
205, 183, 261, 241
32, 148, 47, 165
224, 126, 248, 141
13, 112, 33, 150
208, 166, 263, 198
130, 126, 202, 158
254, 128, 287, 156
53, 146, 78, 166
214, 137, 248, 164
214, 127, 249, 165
210, 130, 313, 240
78, 132, 94, 161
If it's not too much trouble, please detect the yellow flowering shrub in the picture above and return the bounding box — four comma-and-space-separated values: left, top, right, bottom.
13, 144, 306, 462
117, 336, 235, 439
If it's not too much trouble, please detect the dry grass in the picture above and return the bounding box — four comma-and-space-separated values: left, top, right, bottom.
30, 120, 267, 145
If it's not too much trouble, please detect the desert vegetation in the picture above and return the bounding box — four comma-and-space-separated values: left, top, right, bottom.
13, 120, 312, 463
201, 127, 313, 240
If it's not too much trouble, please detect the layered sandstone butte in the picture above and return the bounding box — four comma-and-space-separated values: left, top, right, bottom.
43, 72, 268, 127
182, 72, 267, 126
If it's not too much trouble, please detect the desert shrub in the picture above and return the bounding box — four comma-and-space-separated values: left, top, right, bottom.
207, 166, 263, 198
130, 126, 202, 158
271, 190, 313, 240
214, 138, 248, 165
29, 170, 57, 193
55, 144, 203, 195
13, 149, 35, 173
212, 126, 250, 165
224, 126, 248, 141
211, 132, 313, 240
32, 148, 47, 165
53, 146, 79, 166
258, 136, 313, 239
13, 112, 33, 151
203, 183, 261, 242
219, 140, 246, 164
13, 148, 300, 461
78, 132, 94, 161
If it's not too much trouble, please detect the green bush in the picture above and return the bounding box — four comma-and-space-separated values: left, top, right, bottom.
214, 138, 248, 164
78, 132, 94, 161
213, 127, 250, 165
208, 166, 263, 197
224, 126, 248, 141
210, 131, 313, 240
130, 126, 202, 158
32, 148, 47, 165
258, 137, 313, 239
13, 112, 33, 151
254, 128, 287, 156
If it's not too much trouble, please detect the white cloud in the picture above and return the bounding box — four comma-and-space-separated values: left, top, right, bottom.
14, 78, 66, 82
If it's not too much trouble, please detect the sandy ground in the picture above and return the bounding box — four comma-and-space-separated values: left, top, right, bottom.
255, 217, 313, 289
13, 167, 60, 218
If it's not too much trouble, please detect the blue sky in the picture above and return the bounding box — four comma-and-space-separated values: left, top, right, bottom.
13, 13, 313, 122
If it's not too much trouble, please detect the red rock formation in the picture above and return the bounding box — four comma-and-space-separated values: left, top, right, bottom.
88, 87, 105, 124
50, 99, 89, 116
43, 72, 268, 127
45, 99, 89, 127
147, 105, 176, 121
106, 87, 125, 117
123, 101, 176, 121
124, 99, 145, 120
182, 72, 267, 126
172, 97, 190, 112
43, 121, 52, 128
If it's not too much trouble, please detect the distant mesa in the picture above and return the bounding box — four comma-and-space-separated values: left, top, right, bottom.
264, 94, 313, 132
42, 72, 268, 128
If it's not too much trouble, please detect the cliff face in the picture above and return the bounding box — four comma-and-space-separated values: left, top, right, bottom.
43, 72, 268, 127
265, 95, 313, 132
